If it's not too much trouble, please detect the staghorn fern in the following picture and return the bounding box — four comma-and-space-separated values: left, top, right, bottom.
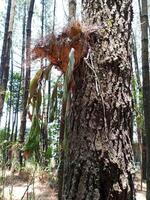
24, 48, 75, 159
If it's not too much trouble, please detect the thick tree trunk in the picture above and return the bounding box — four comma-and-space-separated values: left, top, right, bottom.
140, 0, 150, 199
62, 1, 135, 199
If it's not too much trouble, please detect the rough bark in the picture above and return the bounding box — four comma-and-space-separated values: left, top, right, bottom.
62, 1, 135, 200
140, 0, 150, 199
19, 0, 35, 143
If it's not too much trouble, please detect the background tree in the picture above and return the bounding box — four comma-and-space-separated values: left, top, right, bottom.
140, 0, 150, 199
19, 0, 35, 144
58, 1, 77, 199
18, 1, 26, 146
68, 0, 76, 21
0, 0, 16, 119
132, 32, 145, 188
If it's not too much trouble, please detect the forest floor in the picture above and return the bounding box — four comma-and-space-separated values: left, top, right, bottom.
0, 168, 146, 200
0, 169, 57, 200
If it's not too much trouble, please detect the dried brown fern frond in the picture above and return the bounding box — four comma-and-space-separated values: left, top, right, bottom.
32, 21, 90, 73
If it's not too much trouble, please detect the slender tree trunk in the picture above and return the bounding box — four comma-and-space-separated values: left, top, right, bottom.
138, 0, 147, 182
21, 2, 26, 86
52, 0, 56, 32
40, 0, 45, 163
0, 0, 16, 119
41, 0, 45, 38
19, 0, 35, 143
14, 112, 18, 141
13, 112, 17, 141
47, 0, 56, 124
132, 33, 145, 183
140, 0, 150, 199
62, 1, 135, 199
18, 2, 26, 167
7, 49, 13, 139
41, 79, 47, 163
40, 0, 49, 165
0, 0, 12, 82
10, 50, 14, 142
45, 0, 52, 156
18, 2, 26, 142
132, 34, 141, 90
69, 0, 76, 21
142, 135, 147, 180
58, 97, 67, 200
58, 1, 77, 199
12, 89, 20, 142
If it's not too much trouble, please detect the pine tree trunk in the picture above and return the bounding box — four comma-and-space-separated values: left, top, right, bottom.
132, 34, 141, 90
69, 0, 76, 21
40, 0, 47, 165
19, 0, 35, 143
137, 0, 147, 181
52, 0, 56, 32
140, 0, 150, 199
21, 2, 26, 85
7, 50, 13, 138
132, 33, 144, 182
62, 1, 135, 199
142, 135, 147, 180
58, 1, 77, 199
0, 0, 11, 83
58, 98, 67, 200
0, 0, 16, 119
18, 2, 26, 167
10, 50, 14, 142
